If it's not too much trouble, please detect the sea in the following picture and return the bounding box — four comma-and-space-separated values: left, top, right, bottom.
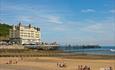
58, 46, 115, 55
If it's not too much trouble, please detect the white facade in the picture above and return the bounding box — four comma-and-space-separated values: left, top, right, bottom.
9, 23, 41, 44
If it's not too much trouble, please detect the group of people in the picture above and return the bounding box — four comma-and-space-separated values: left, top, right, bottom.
56, 63, 113, 70
57, 62, 66, 68
6, 60, 18, 64
77, 65, 91, 70
5, 57, 23, 64
100, 67, 112, 70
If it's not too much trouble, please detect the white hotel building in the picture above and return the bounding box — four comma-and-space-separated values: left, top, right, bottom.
9, 23, 41, 44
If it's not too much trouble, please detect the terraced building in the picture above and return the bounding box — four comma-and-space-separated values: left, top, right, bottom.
9, 23, 41, 44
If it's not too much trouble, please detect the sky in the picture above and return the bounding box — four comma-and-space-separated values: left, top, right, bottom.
0, 0, 115, 46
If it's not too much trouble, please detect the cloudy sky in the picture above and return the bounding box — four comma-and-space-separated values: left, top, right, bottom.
0, 0, 115, 46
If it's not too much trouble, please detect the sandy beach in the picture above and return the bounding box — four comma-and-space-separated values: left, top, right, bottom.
0, 57, 115, 70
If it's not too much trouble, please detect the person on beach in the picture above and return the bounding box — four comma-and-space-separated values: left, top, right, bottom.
77, 65, 83, 70
21, 57, 23, 60
100, 67, 112, 70
83, 65, 87, 70
109, 67, 112, 70
57, 62, 59, 67
78, 65, 80, 70
57, 62, 66, 68
87, 66, 91, 70
77, 65, 91, 70
81, 65, 83, 70
9, 60, 12, 64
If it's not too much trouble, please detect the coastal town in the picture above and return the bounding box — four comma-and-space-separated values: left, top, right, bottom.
0, 23, 59, 50
0, 0, 115, 70
0, 23, 114, 70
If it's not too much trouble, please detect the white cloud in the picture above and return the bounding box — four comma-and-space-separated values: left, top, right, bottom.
18, 16, 34, 21
81, 9, 96, 13
81, 20, 114, 34
82, 24, 104, 33
46, 16, 63, 24
109, 9, 115, 13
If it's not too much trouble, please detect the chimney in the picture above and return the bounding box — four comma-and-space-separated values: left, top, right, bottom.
29, 24, 31, 28
37, 27, 40, 31
19, 22, 22, 26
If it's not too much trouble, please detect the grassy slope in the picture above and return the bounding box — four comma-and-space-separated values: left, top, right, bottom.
0, 23, 12, 40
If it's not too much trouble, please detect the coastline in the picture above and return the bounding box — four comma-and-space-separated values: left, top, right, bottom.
0, 49, 115, 59
0, 48, 115, 70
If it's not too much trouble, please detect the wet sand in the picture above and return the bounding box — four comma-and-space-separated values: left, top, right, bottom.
0, 57, 115, 70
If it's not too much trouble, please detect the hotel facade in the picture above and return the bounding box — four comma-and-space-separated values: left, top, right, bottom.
9, 23, 41, 44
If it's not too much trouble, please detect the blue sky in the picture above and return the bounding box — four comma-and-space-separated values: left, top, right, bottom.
0, 0, 115, 46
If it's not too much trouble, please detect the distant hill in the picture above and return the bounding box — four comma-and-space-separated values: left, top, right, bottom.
0, 23, 12, 40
